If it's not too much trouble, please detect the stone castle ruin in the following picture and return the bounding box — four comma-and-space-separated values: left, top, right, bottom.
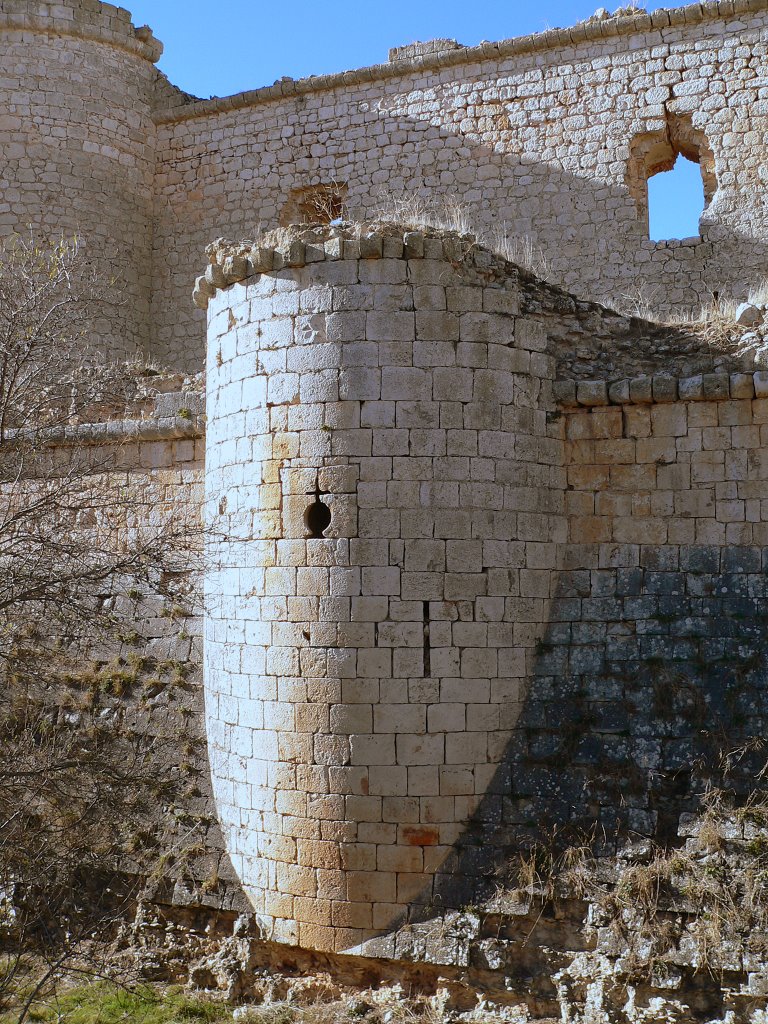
7, 0, 768, 1018
6, 0, 768, 370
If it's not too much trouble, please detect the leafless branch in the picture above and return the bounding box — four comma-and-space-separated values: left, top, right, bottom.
0, 236, 205, 1018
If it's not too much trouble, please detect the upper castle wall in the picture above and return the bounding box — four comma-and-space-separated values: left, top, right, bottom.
152, 0, 768, 371
0, 0, 163, 359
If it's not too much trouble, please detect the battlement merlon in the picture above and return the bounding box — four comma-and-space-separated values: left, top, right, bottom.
0, 0, 163, 63
153, 0, 768, 123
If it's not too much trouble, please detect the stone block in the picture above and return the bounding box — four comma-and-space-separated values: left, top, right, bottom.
403, 232, 424, 258
359, 235, 383, 260
607, 378, 630, 404
576, 380, 608, 406
553, 380, 577, 406
629, 377, 653, 403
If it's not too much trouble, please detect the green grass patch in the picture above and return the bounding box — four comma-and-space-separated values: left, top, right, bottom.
2, 982, 230, 1024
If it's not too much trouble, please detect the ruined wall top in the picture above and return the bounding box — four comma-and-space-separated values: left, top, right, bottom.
8, 0, 768, 371
197, 222, 768, 388
11, 0, 762, 120
154, 0, 768, 122
0, 0, 163, 63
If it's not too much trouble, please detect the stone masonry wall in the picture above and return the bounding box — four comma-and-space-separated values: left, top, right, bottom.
154, 0, 768, 370
5, 389, 248, 917
106, 426, 244, 914
202, 231, 565, 953
437, 369, 768, 913
7, 1, 768, 371
6, 211, 767, 999
550, 376, 768, 832
0, 0, 162, 359
199, 225, 768, 961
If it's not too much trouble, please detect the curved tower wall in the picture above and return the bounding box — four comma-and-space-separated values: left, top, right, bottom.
0, 1, 162, 359
203, 230, 566, 953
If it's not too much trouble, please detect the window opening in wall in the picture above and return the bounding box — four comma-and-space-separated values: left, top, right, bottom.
648, 154, 705, 242
304, 482, 331, 538
627, 113, 716, 243
281, 181, 348, 226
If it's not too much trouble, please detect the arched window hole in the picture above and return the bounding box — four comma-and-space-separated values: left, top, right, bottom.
628, 114, 716, 242
648, 154, 705, 242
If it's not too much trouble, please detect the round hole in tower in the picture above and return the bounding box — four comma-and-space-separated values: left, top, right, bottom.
305, 496, 332, 538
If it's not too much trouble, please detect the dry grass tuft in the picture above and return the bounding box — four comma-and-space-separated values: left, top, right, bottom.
367, 192, 474, 237
496, 787, 768, 981
229, 996, 448, 1024
366, 192, 553, 281
748, 278, 768, 306
486, 227, 553, 283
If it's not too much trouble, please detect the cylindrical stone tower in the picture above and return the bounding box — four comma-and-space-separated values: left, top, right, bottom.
202, 225, 565, 954
0, 0, 162, 359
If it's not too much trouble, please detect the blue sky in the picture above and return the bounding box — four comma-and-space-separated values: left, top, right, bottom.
127, 0, 703, 240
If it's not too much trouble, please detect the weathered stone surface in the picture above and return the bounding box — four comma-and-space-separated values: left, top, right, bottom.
10, 4, 768, 1009
200, 225, 768, 969
735, 302, 762, 327
204, 235, 563, 954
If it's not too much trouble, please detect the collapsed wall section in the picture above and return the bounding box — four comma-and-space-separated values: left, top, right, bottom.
202, 229, 565, 953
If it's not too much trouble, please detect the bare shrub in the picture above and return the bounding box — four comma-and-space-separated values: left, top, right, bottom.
0, 236, 203, 1021
280, 181, 348, 226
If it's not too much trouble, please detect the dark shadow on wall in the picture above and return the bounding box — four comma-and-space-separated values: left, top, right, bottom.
424, 544, 768, 913
154, 104, 768, 372
513, 266, 738, 382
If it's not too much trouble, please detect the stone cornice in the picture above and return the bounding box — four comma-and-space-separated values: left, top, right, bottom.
0, 389, 205, 449
0, 416, 204, 448
154, 0, 768, 125
555, 370, 768, 407
0, 416, 204, 450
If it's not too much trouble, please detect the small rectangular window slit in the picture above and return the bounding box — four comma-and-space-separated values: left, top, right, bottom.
423, 601, 431, 677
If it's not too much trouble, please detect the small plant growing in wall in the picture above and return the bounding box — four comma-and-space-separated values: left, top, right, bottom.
280, 180, 348, 226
